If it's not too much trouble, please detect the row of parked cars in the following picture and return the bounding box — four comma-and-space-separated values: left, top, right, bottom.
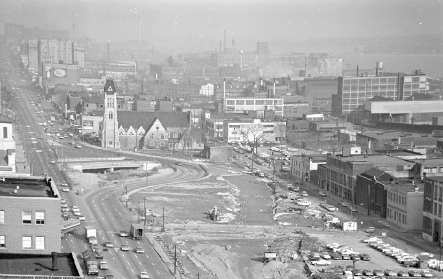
368, 238, 423, 267
319, 265, 431, 277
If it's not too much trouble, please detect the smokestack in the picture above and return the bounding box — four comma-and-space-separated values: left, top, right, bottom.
138, 18, 141, 45
357, 65, 359, 77
273, 79, 276, 97
52, 252, 58, 271
107, 41, 110, 63
224, 29, 226, 53
223, 78, 226, 113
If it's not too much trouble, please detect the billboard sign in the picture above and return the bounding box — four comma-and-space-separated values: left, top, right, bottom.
54, 69, 67, 78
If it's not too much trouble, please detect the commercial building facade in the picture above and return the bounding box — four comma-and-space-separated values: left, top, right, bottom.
386, 183, 423, 231
422, 175, 443, 244
222, 118, 286, 144
332, 74, 428, 116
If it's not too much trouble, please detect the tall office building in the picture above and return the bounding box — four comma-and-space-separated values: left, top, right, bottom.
332, 67, 428, 116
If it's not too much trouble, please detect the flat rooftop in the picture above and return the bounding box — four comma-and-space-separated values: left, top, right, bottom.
0, 176, 57, 198
0, 253, 80, 276
333, 154, 409, 165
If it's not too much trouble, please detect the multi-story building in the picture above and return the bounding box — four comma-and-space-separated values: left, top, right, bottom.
290, 154, 326, 183
204, 117, 225, 139
283, 102, 311, 118
0, 115, 16, 174
422, 175, 443, 244
222, 118, 286, 144
0, 176, 61, 253
27, 39, 38, 72
386, 181, 423, 231
356, 130, 437, 152
224, 97, 284, 117
318, 153, 415, 204
332, 72, 428, 116
199, 83, 214, 96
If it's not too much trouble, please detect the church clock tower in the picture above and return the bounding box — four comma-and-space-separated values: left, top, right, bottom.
102, 79, 120, 148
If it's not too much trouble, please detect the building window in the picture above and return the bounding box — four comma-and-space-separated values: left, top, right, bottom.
35, 212, 45, 225
22, 236, 32, 250
0, 210, 4, 223
3, 127, 7, 138
109, 111, 113, 120
0, 235, 4, 248
150, 134, 154, 139
170, 132, 174, 138
149, 141, 154, 146
22, 211, 32, 224
160, 142, 165, 146
161, 134, 164, 140
35, 236, 45, 250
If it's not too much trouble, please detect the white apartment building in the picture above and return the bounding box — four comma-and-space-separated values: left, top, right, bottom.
223, 118, 286, 143
224, 97, 284, 117
200, 83, 214, 96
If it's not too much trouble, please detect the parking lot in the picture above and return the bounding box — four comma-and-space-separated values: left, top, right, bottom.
308, 232, 437, 277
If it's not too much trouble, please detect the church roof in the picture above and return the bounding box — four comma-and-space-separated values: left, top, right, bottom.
118, 111, 190, 130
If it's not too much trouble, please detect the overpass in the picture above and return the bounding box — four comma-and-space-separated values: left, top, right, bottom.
64, 160, 160, 173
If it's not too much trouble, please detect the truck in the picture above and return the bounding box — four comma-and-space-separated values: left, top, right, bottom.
130, 224, 144, 240
86, 260, 99, 275
85, 226, 97, 244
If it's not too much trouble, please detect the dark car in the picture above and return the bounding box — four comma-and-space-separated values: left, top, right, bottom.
345, 265, 353, 271
331, 252, 342, 260
360, 253, 371, 261
350, 254, 360, 261
363, 269, 373, 276
397, 270, 409, 277
353, 269, 363, 276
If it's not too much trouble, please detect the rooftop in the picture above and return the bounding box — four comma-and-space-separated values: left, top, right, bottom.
427, 176, 443, 182
388, 182, 424, 193
0, 176, 57, 198
333, 154, 409, 165
414, 158, 443, 165
0, 253, 80, 276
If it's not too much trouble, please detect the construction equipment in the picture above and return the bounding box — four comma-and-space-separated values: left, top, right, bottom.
263, 245, 277, 263
209, 206, 221, 221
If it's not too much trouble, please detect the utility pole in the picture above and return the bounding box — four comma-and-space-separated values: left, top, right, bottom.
173, 244, 177, 275
143, 198, 147, 230
162, 207, 165, 232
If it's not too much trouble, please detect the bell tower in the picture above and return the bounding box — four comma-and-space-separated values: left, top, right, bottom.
102, 79, 120, 148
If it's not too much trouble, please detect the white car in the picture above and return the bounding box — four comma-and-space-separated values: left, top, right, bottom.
363, 237, 381, 243
296, 200, 311, 206
140, 271, 150, 279
78, 215, 86, 221
301, 191, 308, 197
73, 211, 81, 216
310, 259, 331, 266
62, 187, 69, 192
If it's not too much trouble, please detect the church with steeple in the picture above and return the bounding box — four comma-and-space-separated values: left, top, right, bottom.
100, 79, 191, 150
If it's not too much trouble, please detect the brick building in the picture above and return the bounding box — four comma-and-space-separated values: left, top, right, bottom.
0, 176, 61, 254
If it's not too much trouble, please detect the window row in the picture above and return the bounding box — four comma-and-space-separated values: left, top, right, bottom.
148, 141, 166, 147
22, 211, 45, 225
388, 192, 407, 206
0, 235, 45, 250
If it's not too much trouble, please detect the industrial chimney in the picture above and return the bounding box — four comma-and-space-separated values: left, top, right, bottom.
224, 29, 227, 53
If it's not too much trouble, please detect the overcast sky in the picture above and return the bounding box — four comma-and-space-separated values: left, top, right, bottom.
0, 0, 441, 52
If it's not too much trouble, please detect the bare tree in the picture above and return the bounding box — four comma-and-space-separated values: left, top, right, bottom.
239, 124, 264, 171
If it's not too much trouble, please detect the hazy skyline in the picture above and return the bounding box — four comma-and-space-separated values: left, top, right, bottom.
0, 0, 441, 52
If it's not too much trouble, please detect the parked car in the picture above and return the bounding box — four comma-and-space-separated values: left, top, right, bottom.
353, 269, 363, 276
373, 270, 384, 276
408, 270, 421, 277
421, 269, 434, 278
331, 252, 342, 260
350, 254, 360, 261
341, 254, 350, 260
78, 215, 86, 221
301, 191, 308, 197
320, 252, 331, 260
319, 191, 327, 197
297, 200, 311, 206
359, 253, 371, 261
362, 269, 373, 276
310, 259, 331, 266
384, 269, 396, 276
339, 201, 349, 207
397, 270, 409, 277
